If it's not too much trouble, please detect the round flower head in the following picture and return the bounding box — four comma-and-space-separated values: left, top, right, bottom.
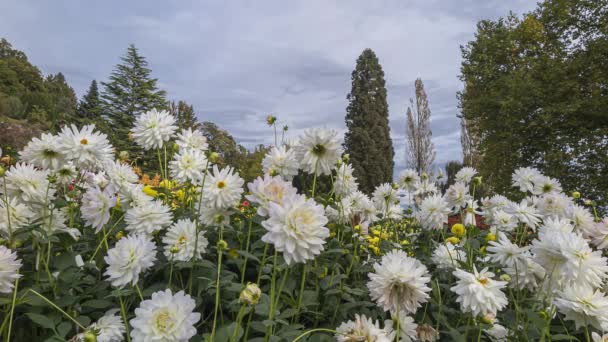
451, 266, 508, 317
0, 246, 22, 293
367, 250, 432, 314
416, 194, 450, 230
484, 323, 509, 342
431, 243, 466, 270
1, 163, 54, 206
536, 193, 572, 219
131, 108, 177, 150
19, 133, 66, 170
385, 312, 418, 342
455, 167, 477, 184
175, 128, 208, 152
118, 183, 152, 210
81, 186, 116, 233
104, 234, 157, 288
345, 191, 379, 226
130, 289, 200, 342
88, 310, 125, 342
293, 128, 342, 176
261, 145, 299, 181
0, 197, 34, 236
373, 183, 399, 213
398, 169, 420, 192
125, 199, 173, 235
202, 165, 244, 209
589, 218, 608, 250
55, 162, 77, 185
533, 175, 562, 195
246, 174, 298, 217
507, 199, 542, 229
486, 232, 530, 269
104, 160, 138, 190
445, 182, 470, 209
571, 204, 595, 236
554, 286, 608, 331
511, 167, 541, 193
592, 332, 608, 342
261, 194, 329, 265
334, 163, 358, 197
58, 124, 114, 169
336, 314, 391, 342
198, 205, 231, 227
162, 219, 208, 262
169, 148, 208, 185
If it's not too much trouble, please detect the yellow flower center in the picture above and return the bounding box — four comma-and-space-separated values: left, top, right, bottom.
217, 181, 226, 189
154, 310, 174, 332
177, 235, 187, 246
478, 277, 490, 286
80, 138, 88, 145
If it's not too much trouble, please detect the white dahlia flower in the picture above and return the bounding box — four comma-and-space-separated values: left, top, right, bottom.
385, 313, 418, 342
336, 314, 392, 342
416, 194, 450, 230
451, 266, 508, 317
175, 128, 208, 152
58, 124, 114, 169
125, 199, 173, 235
504, 256, 545, 291
397, 169, 419, 192
131, 108, 177, 150
589, 218, 608, 250
334, 163, 358, 197
507, 199, 542, 229
261, 145, 299, 181
0, 197, 34, 235
0, 246, 22, 293
55, 162, 77, 185
1, 163, 54, 205
19, 133, 66, 170
246, 174, 297, 217
431, 243, 466, 270
162, 219, 208, 262
169, 148, 208, 185
455, 167, 477, 184
105, 160, 138, 190
199, 205, 231, 227
118, 184, 152, 210
202, 165, 244, 209
486, 232, 529, 268
373, 183, 399, 214
554, 286, 608, 331
445, 182, 471, 210
104, 234, 157, 288
484, 323, 509, 342
261, 194, 329, 265
532, 175, 562, 195
511, 167, 541, 193
88, 310, 125, 342
81, 186, 116, 233
592, 332, 608, 342
536, 193, 572, 219
293, 128, 342, 176
571, 204, 595, 236
130, 289, 200, 342
367, 250, 432, 314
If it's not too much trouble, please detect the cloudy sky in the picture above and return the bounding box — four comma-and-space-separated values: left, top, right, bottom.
1, 0, 537, 173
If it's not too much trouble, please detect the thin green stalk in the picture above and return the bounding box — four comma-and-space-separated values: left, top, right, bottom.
189, 159, 210, 293
6, 276, 19, 342
311, 160, 319, 198
156, 148, 165, 179
273, 267, 290, 310
134, 284, 144, 301
28, 289, 86, 330
210, 225, 225, 341
117, 289, 131, 342
168, 256, 174, 289
292, 328, 339, 342
230, 304, 247, 342
89, 214, 125, 262
264, 250, 279, 342
294, 263, 308, 321
240, 218, 253, 284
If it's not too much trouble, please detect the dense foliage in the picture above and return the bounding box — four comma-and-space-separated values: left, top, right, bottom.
344, 49, 394, 194
459, 0, 608, 207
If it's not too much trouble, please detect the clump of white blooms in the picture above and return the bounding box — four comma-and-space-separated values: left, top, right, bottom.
0, 197, 34, 235
398, 169, 419, 192
80, 186, 116, 232
385, 312, 418, 342
104, 234, 157, 288
86, 310, 125, 342
0, 246, 22, 293
169, 148, 208, 184
336, 314, 392, 342
334, 163, 358, 197
451, 266, 508, 317
367, 250, 431, 314
202, 165, 245, 209
19, 133, 66, 170
125, 199, 174, 235
261, 194, 329, 265
432, 243, 466, 269
175, 128, 208, 152
1, 163, 54, 205
262, 145, 299, 180
293, 128, 342, 175
416, 194, 450, 230
246, 174, 297, 217
554, 286, 608, 331
455, 167, 476, 184
58, 124, 114, 169
162, 219, 208, 261
130, 289, 200, 342
130, 108, 177, 150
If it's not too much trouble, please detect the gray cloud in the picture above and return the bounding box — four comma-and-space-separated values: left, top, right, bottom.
0, 0, 538, 176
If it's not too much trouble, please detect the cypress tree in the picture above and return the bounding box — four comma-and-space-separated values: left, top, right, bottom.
101, 44, 167, 154
344, 49, 394, 193
170, 100, 200, 130
78, 80, 102, 121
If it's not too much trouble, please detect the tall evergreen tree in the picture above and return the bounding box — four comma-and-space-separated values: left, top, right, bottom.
405, 79, 435, 174
170, 100, 200, 130
44, 72, 77, 130
102, 44, 167, 153
344, 49, 394, 193
78, 80, 102, 121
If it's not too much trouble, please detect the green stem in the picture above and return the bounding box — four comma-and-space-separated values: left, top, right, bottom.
210, 225, 225, 341
292, 328, 339, 342
6, 276, 19, 342
240, 218, 253, 284
274, 267, 290, 311
230, 304, 247, 342
189, 159, 210, 293
134, 284, 144, 301
27, 289, 86, 330
89, 214, 125, 262
265, 250, 279, 342
117, 289, 131, 342
311, 160, 319, 198
294, 263, 308, 321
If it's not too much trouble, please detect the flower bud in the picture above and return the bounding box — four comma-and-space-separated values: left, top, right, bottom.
481, 313, 496, 324
266, 115, 277, 125
446, 236, 460, 245
571, 191, 581, 200
240, 282, 261, 305
500, 274, 511, 282
282, 125, 289, 132
342, 154, 350, 163
172, 142, 180, 152
115, 231, 125, 240
217, 239, 228, 250
170, 246, 180, 254
209, 152, 220, 163
119, 151, 130, 161
486, 233, 497, 242
83, 331, 97, 342
473, 176, 482, 186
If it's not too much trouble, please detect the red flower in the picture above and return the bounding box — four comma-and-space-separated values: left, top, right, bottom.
242, 200, 250, 207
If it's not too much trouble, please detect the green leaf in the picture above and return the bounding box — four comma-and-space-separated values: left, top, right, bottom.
82, 299, 112, 309
26, 313, 56, 330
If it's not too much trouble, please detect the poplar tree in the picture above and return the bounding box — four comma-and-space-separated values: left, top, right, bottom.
405, 78, 435, 174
